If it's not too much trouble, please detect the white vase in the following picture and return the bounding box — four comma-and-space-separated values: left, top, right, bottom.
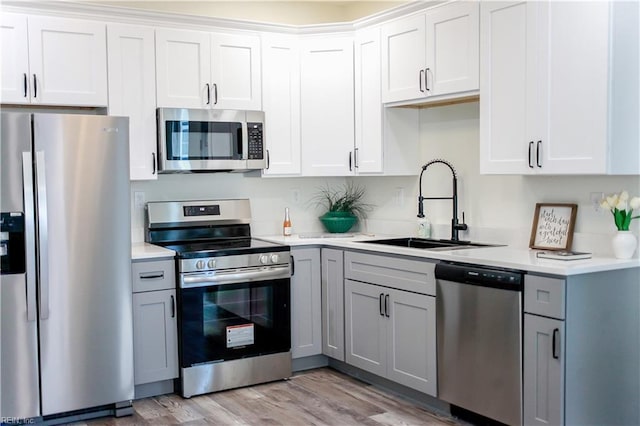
612, 231, 638, 259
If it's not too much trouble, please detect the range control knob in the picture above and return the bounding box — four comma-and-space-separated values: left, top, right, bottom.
207, 259, 216, 269
195, 260, 205, 270
259, 255, 269, 265
270, 254, 280, 263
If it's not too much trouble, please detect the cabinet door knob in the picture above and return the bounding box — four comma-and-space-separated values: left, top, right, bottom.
33, 74, 37, 98
23, 73, 28, 98
206, 83, 211, 105
213, 83, 218, 105
528, 141, 534, 168
552, 328, 559, 359
384, 294, 390, 317
419, 69, 425, 93
425, 68, 430, 92
171, 295, 175, 318
379, 293, 384, 316
152, 152, 156, 175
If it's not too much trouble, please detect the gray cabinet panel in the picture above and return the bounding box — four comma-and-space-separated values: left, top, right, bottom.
132, 289, 178, 385
524, 314, 564, 426
345, 279, 386, 377
387, 289, 437, 395
291, 248, 322, 359
344, 251, 435, 296
132, 259, 175, 293
524, 275, 565, 319
321, 248, 345, 361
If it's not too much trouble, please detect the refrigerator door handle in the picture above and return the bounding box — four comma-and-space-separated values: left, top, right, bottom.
22, 152, 37, 322
35, 150, 50, 320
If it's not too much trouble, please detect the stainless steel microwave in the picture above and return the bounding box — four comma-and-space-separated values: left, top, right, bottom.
157, 108, 266, 173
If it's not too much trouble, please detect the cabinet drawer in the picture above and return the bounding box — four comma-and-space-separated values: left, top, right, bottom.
524, 275, 565, 319
132, 259, 175, 293
345, 251, 435, 296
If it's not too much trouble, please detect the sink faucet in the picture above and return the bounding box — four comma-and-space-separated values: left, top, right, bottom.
417, 159, 468, 241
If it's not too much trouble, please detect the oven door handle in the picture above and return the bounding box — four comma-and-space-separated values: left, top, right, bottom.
181, 266, 291, 288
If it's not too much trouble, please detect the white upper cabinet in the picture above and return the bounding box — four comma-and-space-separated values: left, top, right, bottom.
300, 35, 354, 176
1, 13, 108, 106
107, 24, 158, 181
381, 1, 479, 105
261, 34, 301, 176
155, 28, 261, 110
480, 1, 639, 175
354, 27, 383, 174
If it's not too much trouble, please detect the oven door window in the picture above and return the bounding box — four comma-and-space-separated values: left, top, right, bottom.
179, 278, 290, 367
165, 120, 243, 160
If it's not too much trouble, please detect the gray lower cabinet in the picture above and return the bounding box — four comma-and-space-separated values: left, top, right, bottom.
131, 259, 178, 386
291, 247, 322, 359
523, 270, 640, 426
344, 251, 437, 396
321, 248, 345, 361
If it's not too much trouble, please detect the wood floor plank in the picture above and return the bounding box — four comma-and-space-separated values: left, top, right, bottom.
73, 367, 459, 426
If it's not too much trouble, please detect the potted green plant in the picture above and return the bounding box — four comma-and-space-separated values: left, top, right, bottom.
313, 182, 374, 233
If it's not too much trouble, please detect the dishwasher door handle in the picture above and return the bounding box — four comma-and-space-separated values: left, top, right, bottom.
552, 328, 560, 359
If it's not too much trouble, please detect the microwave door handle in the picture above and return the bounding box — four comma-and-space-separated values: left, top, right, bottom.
242, 122, 249, 161
22, 152, 37, 322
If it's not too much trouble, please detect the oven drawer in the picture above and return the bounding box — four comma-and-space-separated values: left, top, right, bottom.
132, 259, 176, 293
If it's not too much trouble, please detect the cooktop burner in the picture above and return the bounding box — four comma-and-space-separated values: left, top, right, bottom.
164, 238, 288, 259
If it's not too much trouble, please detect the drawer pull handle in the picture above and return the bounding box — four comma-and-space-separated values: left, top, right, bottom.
139, 272, 164, 280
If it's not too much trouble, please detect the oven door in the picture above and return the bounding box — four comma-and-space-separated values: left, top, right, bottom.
178, 266, 291, 367
157, 108, 248, 172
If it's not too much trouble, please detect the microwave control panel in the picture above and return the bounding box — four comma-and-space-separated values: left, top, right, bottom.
247, 122, 264, 160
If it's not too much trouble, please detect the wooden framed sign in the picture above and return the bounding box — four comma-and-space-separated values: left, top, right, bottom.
529, 203, 578, 251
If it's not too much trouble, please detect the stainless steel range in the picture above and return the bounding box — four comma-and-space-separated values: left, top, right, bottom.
146, 199, 292, 398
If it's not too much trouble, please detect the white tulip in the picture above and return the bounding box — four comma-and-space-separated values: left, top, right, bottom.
607, 194, 619, 208
600, 199, 612, 210
619, 190, 629, 201
630, 197, 640, 210
616, 199, 628, 211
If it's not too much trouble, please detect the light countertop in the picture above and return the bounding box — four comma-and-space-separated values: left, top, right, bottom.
256, 234, 640, 276
131, 242, 175, 260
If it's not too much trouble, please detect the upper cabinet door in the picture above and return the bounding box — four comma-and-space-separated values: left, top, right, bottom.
425, 1, 479, 96
211, 33, 262, 110
479, 1, 538, 174
27, 16, 108, 106
261, 34, 301, 176
1, 13, 30, 104
155, 28, 211, 108
536, 1, 609, 174
300, 36, 354, 176
354, 27, 383, 174
107, 24, 158, 181
381, 14, 426, 103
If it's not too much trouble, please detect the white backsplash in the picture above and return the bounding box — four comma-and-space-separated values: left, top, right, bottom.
131, 101, 639, 258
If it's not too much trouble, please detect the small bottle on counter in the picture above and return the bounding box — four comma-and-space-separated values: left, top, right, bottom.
283, 207, 292, 236
417, 216, 431, 238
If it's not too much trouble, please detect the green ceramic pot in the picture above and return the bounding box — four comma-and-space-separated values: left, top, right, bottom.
319, 211, 358, 233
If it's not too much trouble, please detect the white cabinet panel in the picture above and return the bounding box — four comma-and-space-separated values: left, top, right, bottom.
107, 24, 157, 180
155, 28, 210, 108
1, 14, 107, 106
261, 34, 301, 176
354, 27, 383, 174
1, 13, 30, 103
300, 36, 354, 176
211, 33, 261, 110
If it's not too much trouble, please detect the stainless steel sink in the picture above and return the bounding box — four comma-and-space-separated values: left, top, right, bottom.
359, 237, 500, 251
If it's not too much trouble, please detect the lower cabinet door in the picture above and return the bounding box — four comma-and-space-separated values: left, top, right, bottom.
321, 248, 345, 361
524, 313, 565, 426
133, 289, 179, 385
291, 248, 322, 359
345, 279, 387, 377
386, 289, 437, 396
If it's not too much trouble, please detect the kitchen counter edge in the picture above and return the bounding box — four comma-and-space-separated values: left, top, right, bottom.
132, 242, 176, 261
255, 234, 640, 276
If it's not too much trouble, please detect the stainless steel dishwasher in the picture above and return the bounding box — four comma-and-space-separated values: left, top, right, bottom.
435, 262, 523, 426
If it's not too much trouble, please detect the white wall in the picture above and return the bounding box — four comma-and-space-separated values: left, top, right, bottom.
132, 101, 640, 256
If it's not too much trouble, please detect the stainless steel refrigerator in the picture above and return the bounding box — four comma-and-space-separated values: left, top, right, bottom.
0, 113, 134, 419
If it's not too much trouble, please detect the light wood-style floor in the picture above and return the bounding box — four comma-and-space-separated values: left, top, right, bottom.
73, 368, 460, 426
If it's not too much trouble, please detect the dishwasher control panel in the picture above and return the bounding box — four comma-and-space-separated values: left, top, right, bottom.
435, 262, 523, 290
